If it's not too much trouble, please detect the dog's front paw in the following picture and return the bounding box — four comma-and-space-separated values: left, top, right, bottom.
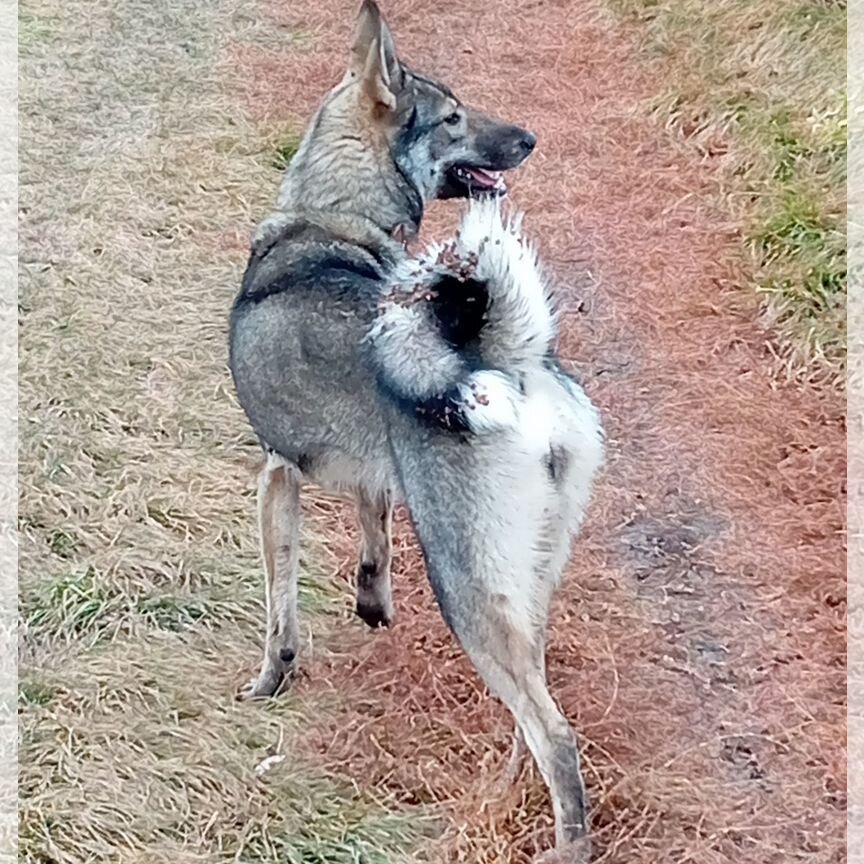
355, 599, 394, 629
355, 562, 394, 629
237, 653, 296, 701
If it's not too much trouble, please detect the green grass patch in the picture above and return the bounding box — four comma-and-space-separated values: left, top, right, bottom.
753, 192, 841, 264
18, 680, 57, 710
749, 186, 845, 360
18, 7, 58, 48
20, 565, 240, 644
21, 548, 344, 649
135, 593, 211, 630
610, 0, 846, 377
22, 566, 122, 642
46, 527, 78, 559
272, 133, 303, 171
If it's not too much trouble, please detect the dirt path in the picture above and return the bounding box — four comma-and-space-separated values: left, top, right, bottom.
232, 2, 846, 862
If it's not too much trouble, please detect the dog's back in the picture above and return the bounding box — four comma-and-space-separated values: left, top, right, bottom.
229, 210, 403, 494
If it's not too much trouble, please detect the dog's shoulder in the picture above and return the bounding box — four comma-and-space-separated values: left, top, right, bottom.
234, 209, 402, 309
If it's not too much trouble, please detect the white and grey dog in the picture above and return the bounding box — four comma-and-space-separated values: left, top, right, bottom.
233, 199, 603, 858
229, 7, 603, 855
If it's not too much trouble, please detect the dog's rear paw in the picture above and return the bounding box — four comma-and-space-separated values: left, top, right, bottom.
533, 837, 591, 864
355, 600, 394, 629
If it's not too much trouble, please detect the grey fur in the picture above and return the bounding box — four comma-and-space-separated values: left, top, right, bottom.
228, 3, 602, 858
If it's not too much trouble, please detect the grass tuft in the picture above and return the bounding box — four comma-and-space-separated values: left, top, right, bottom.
272, 133, 303, 170
18, 681, 57, 710
23, 567, 120, 642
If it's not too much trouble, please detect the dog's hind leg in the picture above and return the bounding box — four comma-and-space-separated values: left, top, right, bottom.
446, 592, 590, 860
355, 487, 394, 628
241, 453, 302, 699
503, 619, 555, 784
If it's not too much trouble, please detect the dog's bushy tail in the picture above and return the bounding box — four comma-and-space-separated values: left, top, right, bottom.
369, 200, 556, 435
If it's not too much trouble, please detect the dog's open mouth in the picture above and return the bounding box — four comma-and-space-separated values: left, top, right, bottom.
451, 165, 506, 194
440, 164, 508, 199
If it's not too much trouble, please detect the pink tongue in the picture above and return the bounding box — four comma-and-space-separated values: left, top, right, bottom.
466, 167, 498, 187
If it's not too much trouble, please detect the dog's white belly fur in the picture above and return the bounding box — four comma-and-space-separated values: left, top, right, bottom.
299, 450, 399, 501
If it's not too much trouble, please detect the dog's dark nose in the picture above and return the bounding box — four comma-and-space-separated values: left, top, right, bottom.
518, 131, 537, 156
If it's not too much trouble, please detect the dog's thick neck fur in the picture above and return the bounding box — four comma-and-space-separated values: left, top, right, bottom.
269, 0, 537, 244
275, 78, 424, 240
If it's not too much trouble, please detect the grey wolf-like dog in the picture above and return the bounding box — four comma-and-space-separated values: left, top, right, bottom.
228, 2, 603, 858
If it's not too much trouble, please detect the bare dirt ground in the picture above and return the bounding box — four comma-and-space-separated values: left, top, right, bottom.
19, 0, 845, 862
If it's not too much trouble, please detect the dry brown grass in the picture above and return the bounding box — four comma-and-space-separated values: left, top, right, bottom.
18, 0, 435, 859
610, 0, 847, 380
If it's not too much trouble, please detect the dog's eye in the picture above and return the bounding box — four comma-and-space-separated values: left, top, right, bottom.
444, 112, 461, 126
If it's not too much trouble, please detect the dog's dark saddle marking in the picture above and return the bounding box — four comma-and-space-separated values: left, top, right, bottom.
235, 219, 393, 309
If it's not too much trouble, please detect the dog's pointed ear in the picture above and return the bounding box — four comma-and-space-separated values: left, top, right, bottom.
349, 0, 401, 110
